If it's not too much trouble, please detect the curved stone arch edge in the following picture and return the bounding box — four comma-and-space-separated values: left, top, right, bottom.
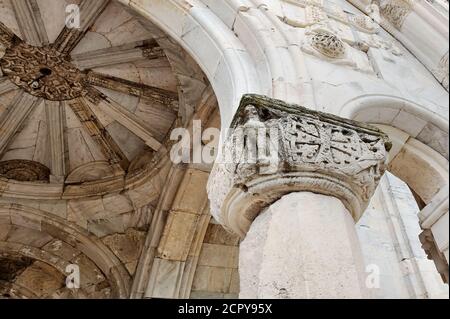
0, 242, 90, 298
340, 94, 449, 158
116, 0, 268, 129
0, 204, 132, 298
339, 94, 449, 199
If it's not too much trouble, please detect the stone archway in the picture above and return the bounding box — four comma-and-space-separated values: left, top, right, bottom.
0, 204, 132, 298
116, 0, 267, 128
340, 96, 449, 283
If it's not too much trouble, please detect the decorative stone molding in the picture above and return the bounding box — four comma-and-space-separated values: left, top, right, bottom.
378, 0, 413, 30
0, 160, 50, 183
207, 95, 391, 237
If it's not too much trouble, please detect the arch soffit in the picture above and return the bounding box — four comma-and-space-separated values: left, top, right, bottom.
116, 0, 267, 128
0, 204, 132, 298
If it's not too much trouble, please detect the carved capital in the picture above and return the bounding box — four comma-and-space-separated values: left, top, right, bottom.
207, 95, 391, 237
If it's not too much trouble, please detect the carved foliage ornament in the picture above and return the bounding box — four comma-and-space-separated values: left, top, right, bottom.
311, 31, 346, 58
207, 95, 391, 236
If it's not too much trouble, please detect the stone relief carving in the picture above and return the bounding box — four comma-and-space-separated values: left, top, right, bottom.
311, 30, 347, 58
283, 0, 324, 8
208, 95, 391, 236
302, 28, 355, 66
325, 3, 350, 24
349, 14, 380, 34
378, 0, 413, 30
281, 5, 328, 28
0, 42, 87, 101
0, 160, 50, 182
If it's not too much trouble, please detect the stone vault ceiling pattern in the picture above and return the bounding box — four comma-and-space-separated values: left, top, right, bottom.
0, 0, 217, 300
0, 0, 179, 194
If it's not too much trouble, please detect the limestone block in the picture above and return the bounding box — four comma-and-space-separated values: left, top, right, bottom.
42, 239, 81, 261
102, 229, 146, 274
389, 140, 448, 204
5, 226, 52, 248
171, 169, 209, 214
146, 258, 185, 299
72, 254, 106, 287
157, 211, 200, 261
203, 223, 241, 246
230, 268, 240, 294
0, 224, 11, 241
192, 265, 234, 294
416, 123, 449, 160
14, 261, 65, 298
198, 244, 239, 269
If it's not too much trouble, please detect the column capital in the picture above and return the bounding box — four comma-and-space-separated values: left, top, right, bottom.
207, 94, 391, 237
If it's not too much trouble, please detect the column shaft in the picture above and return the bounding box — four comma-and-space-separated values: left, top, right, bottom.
240, 192, 369, 299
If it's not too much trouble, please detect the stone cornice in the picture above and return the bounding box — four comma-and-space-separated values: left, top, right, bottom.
208, 94, 391, 237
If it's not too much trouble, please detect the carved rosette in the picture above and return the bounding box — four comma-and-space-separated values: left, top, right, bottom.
378, 0, 413, 30
207, 95, 391, 237
0, 42, 87, 101
310, 31, 346, 59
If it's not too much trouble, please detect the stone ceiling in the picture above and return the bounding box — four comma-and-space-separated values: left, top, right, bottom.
0, 0, 180, 189
0, 0, 220, 299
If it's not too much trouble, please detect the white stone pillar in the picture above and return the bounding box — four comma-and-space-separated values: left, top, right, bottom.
208, 94, 391, 299
240, 192, 369, 299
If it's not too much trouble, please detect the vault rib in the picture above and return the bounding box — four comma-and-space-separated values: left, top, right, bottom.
11, 0, 49, 46
52, 0, 110, 54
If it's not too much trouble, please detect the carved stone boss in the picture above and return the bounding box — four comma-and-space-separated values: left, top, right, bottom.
207, 95, 391, 237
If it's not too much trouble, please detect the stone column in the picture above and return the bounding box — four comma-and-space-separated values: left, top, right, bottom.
207, 94, 391, 299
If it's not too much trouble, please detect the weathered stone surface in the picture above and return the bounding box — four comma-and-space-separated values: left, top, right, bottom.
240, 192, 369, 299
208, 94, 390, 237
102, 229, 146, 274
